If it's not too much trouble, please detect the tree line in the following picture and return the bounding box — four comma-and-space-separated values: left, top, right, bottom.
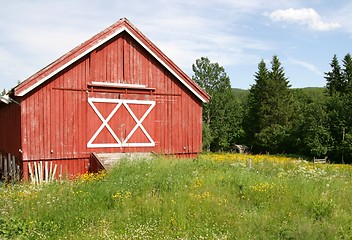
193, 54, 352, 163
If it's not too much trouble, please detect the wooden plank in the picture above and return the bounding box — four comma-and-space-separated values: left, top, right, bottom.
167, 74, 172, 154
12, 155, 16, 181
30, 91, 35, 159
0, 153, 2, 175
123, 36, 130, 81
28, 162, 35, 184
39, 88, 44, 159
45, 161, 49, 183
52, 164, 57, 181
39, 161, 43, 184
8, 153, 11, 178
33, 91, 39, 159
33, 162, 38, 185
117, 37, 123, 82
49, 161, 53, 180
4, 156, 7, 181
89, 50, 96, 82
46, 85, 52, 158
177, 83, 183, 154
21, 100, 28, 160
106, 39, 112, 81
60, 83, 65, 159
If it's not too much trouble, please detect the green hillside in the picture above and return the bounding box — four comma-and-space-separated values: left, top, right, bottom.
232, 88, 249, 102
233, 87, 326, 102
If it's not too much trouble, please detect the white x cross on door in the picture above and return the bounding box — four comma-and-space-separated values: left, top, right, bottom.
87, 98, 156, 148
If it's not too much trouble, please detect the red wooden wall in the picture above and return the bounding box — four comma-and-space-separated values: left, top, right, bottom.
19, 31, 203, 178
0, 103, 21, 159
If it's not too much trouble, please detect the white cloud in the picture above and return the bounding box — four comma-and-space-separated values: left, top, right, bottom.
289, 58, 323, 77
268, 8, 340, 31
134, 11, 273, 74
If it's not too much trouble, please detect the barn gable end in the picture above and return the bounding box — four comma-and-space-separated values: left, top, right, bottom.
1, 18, 209, 181
14, 18, 209, 103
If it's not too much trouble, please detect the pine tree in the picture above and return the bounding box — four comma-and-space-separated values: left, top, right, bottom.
244, 60, 269, 145
342, 53, 352, 92
245, 55, 294, 153
325, 54, 352, 163
325, 55, 345, 95
262, 55, 292, 127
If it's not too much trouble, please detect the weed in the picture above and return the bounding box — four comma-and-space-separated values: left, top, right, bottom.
310, 199, 335, 221
0, 154, 351, 239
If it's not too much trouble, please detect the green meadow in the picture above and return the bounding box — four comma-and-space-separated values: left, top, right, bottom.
1, 154, 351, 239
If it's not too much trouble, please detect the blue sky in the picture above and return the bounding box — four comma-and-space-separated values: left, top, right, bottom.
1, 0, 351, 91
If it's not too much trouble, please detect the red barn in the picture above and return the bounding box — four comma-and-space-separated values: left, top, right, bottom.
0, 18, 210, 181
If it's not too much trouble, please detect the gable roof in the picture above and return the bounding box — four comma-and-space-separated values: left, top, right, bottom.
14, 18, 210, 103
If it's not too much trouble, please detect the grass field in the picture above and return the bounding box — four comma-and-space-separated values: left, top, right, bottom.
1, 153, 351, 239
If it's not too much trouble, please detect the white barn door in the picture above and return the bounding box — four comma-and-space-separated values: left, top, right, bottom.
87, 97, 156, 148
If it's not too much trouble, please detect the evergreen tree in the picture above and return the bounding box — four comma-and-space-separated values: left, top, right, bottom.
262, 55, 293, 127
325, 54, 352, 163
342, 53, 352, 91
245, 55, 294, 153
325, 55, 345, 95
192, 57, 242, 151
244, 60, 269, 146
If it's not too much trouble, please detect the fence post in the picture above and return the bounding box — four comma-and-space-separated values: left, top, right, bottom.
34, 162, 38, 185
4, 156, 7, 181
12, 155, 17, 181
0, 153, 2, 179
247, 158, 252, 169
45, 161, 49, 183
8, 153, 12, 180
10, 155, 17, 182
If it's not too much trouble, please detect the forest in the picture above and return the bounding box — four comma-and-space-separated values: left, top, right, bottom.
193, 54, 352, 164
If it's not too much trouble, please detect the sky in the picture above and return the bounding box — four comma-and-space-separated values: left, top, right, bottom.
1, 0, 352, 91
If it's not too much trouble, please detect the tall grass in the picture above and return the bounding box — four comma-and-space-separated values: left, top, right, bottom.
0, 154, 351, 239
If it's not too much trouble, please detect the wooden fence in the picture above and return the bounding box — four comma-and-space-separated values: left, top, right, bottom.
0, 153, 66, 185
313, 156, 327, 164
0, 152, 21, 182
27, 161, 58, 185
